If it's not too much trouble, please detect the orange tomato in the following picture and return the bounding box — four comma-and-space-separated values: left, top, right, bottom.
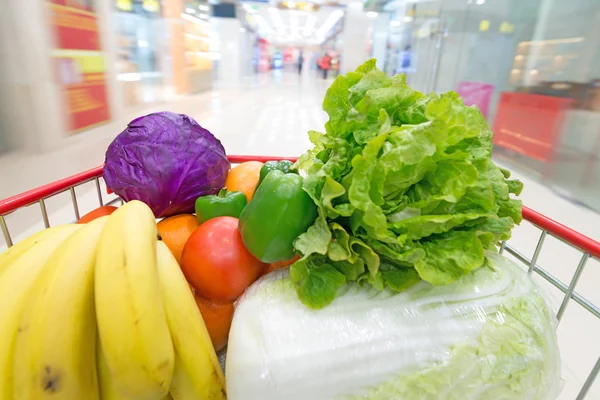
264, 254, 301, 275
224, 161, 263, 202
157, 214, 199, 264
77, 206, 118, 224
180, 216, 265, 302
194, 294, 234, 352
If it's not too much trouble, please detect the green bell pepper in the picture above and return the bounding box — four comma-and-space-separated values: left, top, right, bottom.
195, 189, 247, 225
258, 160, 297, 186
239, 170, 317, 263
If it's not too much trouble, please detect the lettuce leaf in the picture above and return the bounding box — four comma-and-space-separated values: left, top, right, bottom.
291, 60, 522, 309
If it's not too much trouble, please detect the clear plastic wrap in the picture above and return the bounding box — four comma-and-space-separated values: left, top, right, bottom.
226, 252, 561, 400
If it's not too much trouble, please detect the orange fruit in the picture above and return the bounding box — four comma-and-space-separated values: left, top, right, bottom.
194, 293, 235, 352
224, 161, 263, 202
157, 214, 199, 264
77, 205, 118, 224
264, 254, 301, 275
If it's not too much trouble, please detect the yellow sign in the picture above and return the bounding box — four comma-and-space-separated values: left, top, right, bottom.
116, 0, 132, 11
279, 1, 319, 12
499, 21, 515, 34
479, 20, 490, 32
245, 13, 256, 28
143, 0, 160, 12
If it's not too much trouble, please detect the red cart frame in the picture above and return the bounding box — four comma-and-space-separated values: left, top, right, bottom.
1, 155, 599, 399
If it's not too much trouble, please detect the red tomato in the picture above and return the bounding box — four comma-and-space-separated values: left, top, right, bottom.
180, 216, 265, 302
77, 206, 118, 224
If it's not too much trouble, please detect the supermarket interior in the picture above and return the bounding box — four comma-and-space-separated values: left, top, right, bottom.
0, 0, 600, 399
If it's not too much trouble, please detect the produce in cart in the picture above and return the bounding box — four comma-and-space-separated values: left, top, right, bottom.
13, 218, 106, 399
0, 225, 82, 400
195, 189, 247, 225
77, 205, 118, 223
227, 253, 561, 400
224, 161, 264, 202
180, 216, 265, 302
288, 59, 524, 309
156, 213, 199, 264
194, 294, 235, 352
239, 170, 318, 263
0, 201, 225, 399
0, 58, 570, 400
225, 60, 560, 400
257, 159, 297, 186
103, 111, 230, 218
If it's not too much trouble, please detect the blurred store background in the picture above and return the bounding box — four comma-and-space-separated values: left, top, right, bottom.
0, 0, 599, 213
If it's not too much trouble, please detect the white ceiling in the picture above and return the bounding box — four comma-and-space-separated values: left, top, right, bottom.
242, 2, 345, 45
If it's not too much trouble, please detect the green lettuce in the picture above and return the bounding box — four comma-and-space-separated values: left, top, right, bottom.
291, 60, 523, 309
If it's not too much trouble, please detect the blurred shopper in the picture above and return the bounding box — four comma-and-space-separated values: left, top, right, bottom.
321, 53, 331, 79
298, 51, 304, 76
316, 56, 322, 77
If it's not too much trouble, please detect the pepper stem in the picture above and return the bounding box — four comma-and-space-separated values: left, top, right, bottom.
218, 188, 228, 197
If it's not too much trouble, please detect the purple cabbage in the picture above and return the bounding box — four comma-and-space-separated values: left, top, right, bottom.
103, 112, 230, 218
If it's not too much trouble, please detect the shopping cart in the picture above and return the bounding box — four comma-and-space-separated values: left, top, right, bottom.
1, 155, 599, 399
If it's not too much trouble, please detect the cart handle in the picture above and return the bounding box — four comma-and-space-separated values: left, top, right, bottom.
522, 206, 600, 258
0, 155, 598, 258
0, 165, 105, 216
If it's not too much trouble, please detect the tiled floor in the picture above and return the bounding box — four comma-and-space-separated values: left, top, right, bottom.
0, 71, 598, 399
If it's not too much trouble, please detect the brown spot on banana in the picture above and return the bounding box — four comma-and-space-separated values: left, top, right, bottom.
41, 365, 62, 393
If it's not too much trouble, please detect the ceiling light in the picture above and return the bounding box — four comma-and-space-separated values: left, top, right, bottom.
315, 9, 344, 42
476, 0, 485, 4
269, 9, 286, 33
367, 11, 378, 18
390, 20, 401, 27
290, 17, 299, 37
520, 37, 584, 46
303, 16, 316, 36
254, 15, 274, 35
404, 16, 413, 22
185, 32, 210, 41
185, 7, 196, 13
198, 4, 210, 12
181, 13, 209, 25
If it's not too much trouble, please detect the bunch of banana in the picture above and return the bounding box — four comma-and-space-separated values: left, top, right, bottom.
0, 200, 226, 400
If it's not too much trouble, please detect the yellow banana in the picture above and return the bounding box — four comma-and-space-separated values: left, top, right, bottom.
99, 343, 171, 400
13, 218, 107, 399
95, 200, 174, 399
157, 241, 226, 400
0, 223, 81, 400
170, 353, 204, 400
0, 225, 77, 276
98, 343, 129, 400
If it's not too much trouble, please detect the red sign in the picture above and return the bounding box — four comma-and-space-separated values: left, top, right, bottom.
492, 92, 573, 162
49, 0, 111, 133
50, 2, 101, 51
